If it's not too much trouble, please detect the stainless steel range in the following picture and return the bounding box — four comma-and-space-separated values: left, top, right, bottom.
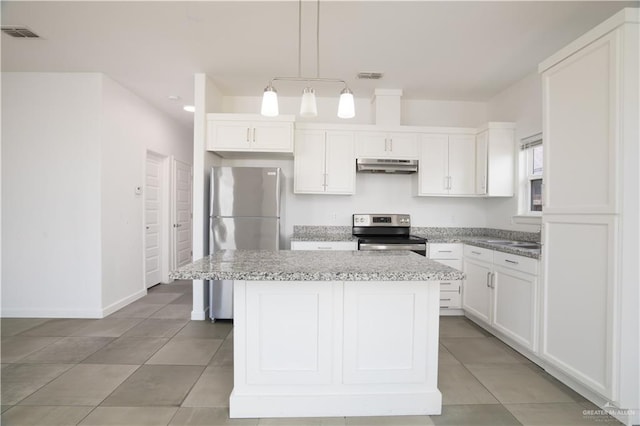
352, 214, 427, 256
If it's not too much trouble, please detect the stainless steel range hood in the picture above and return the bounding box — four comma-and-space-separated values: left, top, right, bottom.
356, 158, 418, 174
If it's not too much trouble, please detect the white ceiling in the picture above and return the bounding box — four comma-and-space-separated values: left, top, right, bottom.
2, 1, 636, 129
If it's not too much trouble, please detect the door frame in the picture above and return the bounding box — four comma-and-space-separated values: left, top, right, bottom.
170, 157, 193, 271
144, 150, 171, 287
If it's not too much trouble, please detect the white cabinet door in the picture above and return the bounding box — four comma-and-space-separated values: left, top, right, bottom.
355, 132, 418, 159
244, 281, 335, 385
475, 130, 488, 195
462, 257, 493, 324
325, 131, 355, 194
387, 133, 418, 159
418, 134, 449, 195
485, 127, 515, 197
542, 31, 619, 214
541, 214, 617, 399
448, 134, 476, 195
492, 265, 537, 350
208, 121, 253, 151
294, 130, 327, 194
355, 132, 387, 158
343, 282, 432, 385
251, 122, 294, 152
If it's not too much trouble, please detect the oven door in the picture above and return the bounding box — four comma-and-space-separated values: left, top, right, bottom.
358, 241, 427, 256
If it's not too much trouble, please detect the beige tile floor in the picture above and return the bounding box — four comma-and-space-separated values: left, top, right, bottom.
1, 280, 621, 426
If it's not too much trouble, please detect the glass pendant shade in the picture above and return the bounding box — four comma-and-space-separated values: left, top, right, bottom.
337, 87, 355, 119
299, 87, 318, 117
261, 85, 279, 117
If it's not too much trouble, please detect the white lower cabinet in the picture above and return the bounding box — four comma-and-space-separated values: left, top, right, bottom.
463, 245, 539, 352
428, 243, 463, 311
291, 241, 357, 251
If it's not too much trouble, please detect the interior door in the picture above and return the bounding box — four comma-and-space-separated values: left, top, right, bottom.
173, 159, 193, 269
145, 153, 163, 288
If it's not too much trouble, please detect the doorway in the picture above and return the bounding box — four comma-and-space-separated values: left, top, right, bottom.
144, 151, 166, 288
172, 159, 193, 269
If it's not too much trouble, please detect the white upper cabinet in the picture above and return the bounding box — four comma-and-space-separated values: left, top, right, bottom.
541, 31, 619, 214
418, 133, 476, 196
475, 124, 515, 197
294, 130, 355, 195
355, 131, 419, 159
206, 114, 294, 155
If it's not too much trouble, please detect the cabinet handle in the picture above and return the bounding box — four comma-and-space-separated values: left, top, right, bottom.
440, 298, 452, 302
486, 272, 491, 287
246, 128, 250, 142
437, 250, 453, 253
441, 282, 451, 285
253, 128, 256, 142
471, 251, 482, 255
323, 173, 328, 188
316, 246, 332, 250
490, 272, 496, 289
390, 138, 393, 151
448, 176, 452, 190
504, 259, 519, 265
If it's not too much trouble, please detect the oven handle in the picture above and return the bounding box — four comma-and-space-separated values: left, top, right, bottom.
359, 243, 426, 251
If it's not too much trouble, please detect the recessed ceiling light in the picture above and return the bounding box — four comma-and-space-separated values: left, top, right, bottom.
168, 95, 181, 101
183, 105, 195, 113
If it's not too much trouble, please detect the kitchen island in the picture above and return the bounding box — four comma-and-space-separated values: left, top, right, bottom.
172, 250, 464, 418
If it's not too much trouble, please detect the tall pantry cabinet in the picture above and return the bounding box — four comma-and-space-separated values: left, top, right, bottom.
538, 8, 638, 424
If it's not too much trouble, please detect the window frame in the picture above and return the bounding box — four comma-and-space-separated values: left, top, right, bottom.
514, 133, 543, 223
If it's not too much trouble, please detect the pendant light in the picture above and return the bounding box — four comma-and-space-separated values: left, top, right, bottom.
260, 0, 355, 119
337, 88, 355, 119
261, 85, 278, 117
300, 87, 318, 117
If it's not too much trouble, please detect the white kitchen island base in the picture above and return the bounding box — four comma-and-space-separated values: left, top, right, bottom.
230, 280, 442, 418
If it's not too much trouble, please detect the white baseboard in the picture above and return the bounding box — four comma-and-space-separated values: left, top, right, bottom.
0, 307, 104, 318
230, 390, 442, 418
101, 289, 147, 317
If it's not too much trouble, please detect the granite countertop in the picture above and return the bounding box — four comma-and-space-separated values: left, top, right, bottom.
291, 226, 357, 242
291, 226, 541, 259
170, 249, 464, 282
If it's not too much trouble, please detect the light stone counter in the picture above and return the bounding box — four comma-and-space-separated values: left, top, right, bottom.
171, 249, 464, 282
171, 249, 452, 418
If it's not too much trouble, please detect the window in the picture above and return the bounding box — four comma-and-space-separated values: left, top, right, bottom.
518, 133, 543, 218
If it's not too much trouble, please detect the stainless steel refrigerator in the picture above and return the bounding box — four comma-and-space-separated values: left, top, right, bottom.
209, 166, 281, 319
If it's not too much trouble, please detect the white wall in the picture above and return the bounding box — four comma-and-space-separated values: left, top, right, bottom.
100, 75, 192, 313
2, 73, 104, 317
485, 71, 543, 232
1, 72, 192, 318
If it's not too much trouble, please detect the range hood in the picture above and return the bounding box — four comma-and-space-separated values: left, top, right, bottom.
356, 158, 418, 174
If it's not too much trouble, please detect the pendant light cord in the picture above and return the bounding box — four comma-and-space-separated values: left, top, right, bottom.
316, 0, 320, 79
298, 0, 302, 78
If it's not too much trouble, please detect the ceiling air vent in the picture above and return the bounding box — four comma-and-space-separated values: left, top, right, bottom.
357, 72, 384, 80
1, 26, 40, 38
